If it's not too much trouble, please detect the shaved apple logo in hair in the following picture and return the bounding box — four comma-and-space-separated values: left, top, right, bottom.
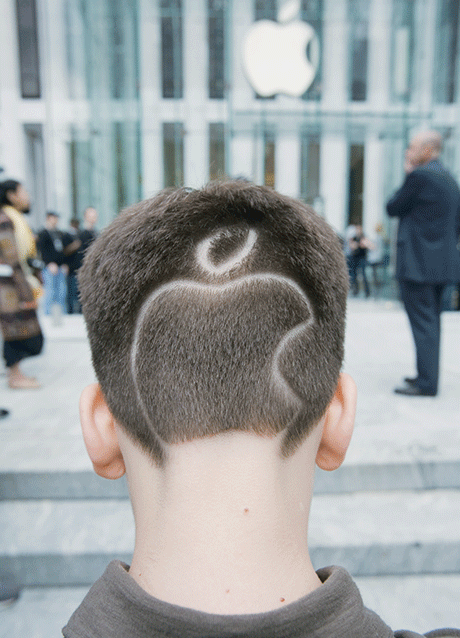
242, 0, 319, 98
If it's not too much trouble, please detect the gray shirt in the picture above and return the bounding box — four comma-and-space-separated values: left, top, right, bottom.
62, 560, 436, 638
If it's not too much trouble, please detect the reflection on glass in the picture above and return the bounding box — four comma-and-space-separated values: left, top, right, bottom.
348, 144, 365, 225
208, 0, 226, 99
264, 128, 276, 188
209, 123, 226, 180
16, 0, 41, 98
300, 133, 320, 205
301, 0, 323, 100
163, 123, 184, 187
391, 0, 414, 102
161, 0, 183, 99
434, 0, 459, 104
349, 0, 369, 101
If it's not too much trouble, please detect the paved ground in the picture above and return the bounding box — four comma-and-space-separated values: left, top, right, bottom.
0, 298, 459, 636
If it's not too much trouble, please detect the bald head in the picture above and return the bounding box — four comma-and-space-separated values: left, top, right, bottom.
406, 130, 443, 170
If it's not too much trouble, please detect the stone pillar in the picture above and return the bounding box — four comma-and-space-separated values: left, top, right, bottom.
139, 0, 163, 196
363, 133, 384, 237
41, 0, 72, 221
230, 135, 254, 181
322, 0, 348, 108
275, 134, 301, 198
320, 132, 348, 233
367, 0, 391, 107
183, 0, 207, 188
0, 0, 27, 179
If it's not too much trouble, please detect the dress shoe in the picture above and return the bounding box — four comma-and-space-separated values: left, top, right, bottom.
394, 385, 436, 397
403, 377, 418, 386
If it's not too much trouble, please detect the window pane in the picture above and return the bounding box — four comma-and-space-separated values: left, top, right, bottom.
348, 144, 365, 225
434, 0, 460, 103
300, 133, 320, 205
300, 0, 323, 100
391, 0, 415, 102
110, 1, 139, 99
161, 0, 183, 99
349, 0, 369, 101
69, 128, 93, 220
163, 122, 184, 187
263, 129, 275, 188
209, 123, 226, 180
208, 0, 225, 99
255, 0, 276, 20
16, 0, 41, 98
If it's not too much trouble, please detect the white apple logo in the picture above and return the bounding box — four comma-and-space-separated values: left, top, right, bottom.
242, 0, 319, 98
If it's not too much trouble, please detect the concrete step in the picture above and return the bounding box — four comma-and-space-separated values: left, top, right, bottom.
2, 455, 460, 501
1, 490, 459, 586
2, 575, 460, 638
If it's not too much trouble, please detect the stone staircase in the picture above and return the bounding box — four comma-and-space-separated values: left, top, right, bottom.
1, 306, 460, 635
1, 459, 460, 589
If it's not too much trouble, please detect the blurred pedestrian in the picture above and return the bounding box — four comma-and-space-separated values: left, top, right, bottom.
0, 180, 43, 388
387, 130, 460, 396
347, 224, 373, 298
37, 212, 69, 321
66, 207, 98, 314
367, 223, 387, 296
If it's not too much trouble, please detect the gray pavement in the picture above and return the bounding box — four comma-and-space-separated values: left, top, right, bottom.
1, 299, 460, 636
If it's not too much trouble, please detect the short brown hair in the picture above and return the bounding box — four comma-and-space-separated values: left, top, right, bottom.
79, 181, 348, 464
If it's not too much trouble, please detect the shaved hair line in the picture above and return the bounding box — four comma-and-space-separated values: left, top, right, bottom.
196, 228, 258, 276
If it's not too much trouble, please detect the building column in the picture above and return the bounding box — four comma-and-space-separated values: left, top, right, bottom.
322, 0, 348, 108
320, 132, 348, 233
367, 0, 391, 107
230, 134, 254, 181
275, 134, 301, 198
39, 0, 72, 220
139, 0, 163, 196
230, 0, 253, 110
0, 0, 27, 179
183, 0, 207, 188
416, 0, 436, 116
363, 133, 384, 237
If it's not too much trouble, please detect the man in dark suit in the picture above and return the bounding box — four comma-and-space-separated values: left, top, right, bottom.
387, 130, 460, 396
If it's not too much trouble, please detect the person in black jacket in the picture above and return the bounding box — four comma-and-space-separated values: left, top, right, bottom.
66, 207, 98, 314
37, 211, 74, 317
387, 130, 460, 396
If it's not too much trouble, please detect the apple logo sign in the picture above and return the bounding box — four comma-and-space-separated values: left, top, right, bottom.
242, 0, 319, 98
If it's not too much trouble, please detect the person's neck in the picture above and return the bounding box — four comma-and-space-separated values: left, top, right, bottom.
125, 432, 322, 614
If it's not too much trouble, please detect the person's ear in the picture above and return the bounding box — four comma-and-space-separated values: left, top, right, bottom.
316, 373, 357, 472
79, 383, 126, 479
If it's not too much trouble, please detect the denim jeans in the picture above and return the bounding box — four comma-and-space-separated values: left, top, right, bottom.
42, 266, 67, 315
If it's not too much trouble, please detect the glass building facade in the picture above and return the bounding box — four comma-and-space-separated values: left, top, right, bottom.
1, 0, 460, 258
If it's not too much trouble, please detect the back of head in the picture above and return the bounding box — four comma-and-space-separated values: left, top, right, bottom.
412, 130, 443, 162
0, 180, 20, 206
79, 181, 348, 464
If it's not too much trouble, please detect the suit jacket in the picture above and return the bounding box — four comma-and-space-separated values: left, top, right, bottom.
386, 159, 460, 283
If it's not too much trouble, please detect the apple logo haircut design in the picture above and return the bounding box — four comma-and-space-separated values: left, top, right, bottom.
196, 227, 258, 276
242, 0, 319, 98
130, 273, 315, 441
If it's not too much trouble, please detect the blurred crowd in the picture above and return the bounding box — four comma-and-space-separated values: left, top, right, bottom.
343, 222, 389, 299
0, 179, 98, 390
